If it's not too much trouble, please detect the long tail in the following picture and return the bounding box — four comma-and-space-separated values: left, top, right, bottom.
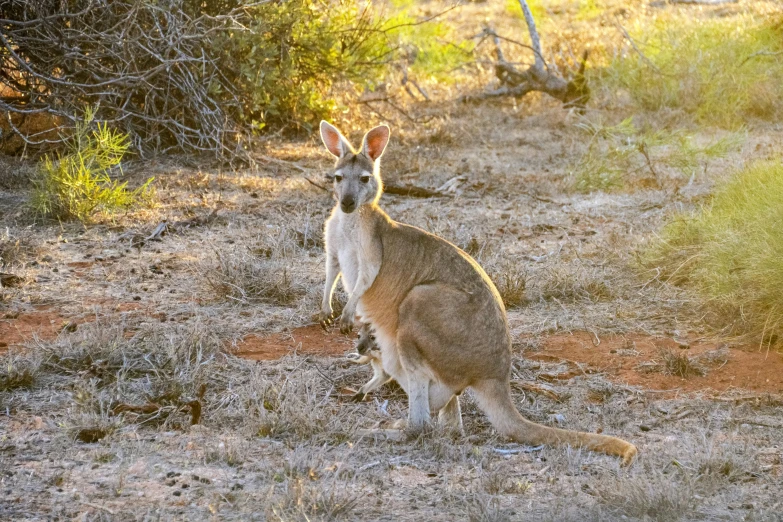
472, 379, 638, 465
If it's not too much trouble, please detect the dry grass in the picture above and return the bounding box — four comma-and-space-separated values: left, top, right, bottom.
537, 264, 614, 303
203, 248, 305, 306
0, 350, 39, 392
593, 10, 783, 129
596, 474, 697, 522
1, 314, 781, 519
658, 349, 706, 379
268, 478, 359, 521
569, 117, 741, 193
485, 259, 528, 309
0, 231, 41, 268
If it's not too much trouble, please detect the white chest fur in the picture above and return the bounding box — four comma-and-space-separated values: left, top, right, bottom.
326, 211, 364, 294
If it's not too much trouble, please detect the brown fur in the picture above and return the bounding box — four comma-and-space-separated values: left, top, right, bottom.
319, 121, 637, 464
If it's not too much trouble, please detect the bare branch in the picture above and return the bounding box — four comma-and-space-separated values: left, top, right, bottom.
516, 0, 544, 71
467, 7, 590, 108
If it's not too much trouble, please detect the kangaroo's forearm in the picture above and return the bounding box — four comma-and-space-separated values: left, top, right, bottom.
322, 255, 341, 309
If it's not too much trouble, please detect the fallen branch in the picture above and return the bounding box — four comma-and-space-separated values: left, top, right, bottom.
257, 155, 308, 173
670, 0, 737, 4
465, 1, 590, 107
384, 183, 445, 198
304, 176, 329, 191
492, 444, 545, 455
309, 178, 446, 198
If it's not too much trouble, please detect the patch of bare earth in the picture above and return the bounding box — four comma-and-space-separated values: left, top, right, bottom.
232, 326, 783, 396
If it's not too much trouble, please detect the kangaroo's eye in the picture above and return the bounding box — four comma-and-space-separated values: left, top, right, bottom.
360, 175, 370, 183
334, 175, 343, 183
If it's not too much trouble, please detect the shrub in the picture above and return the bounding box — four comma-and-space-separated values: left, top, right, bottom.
596, 14, 783, 128
226, 0, 393, 133
386, 0, 473, 85
0, 0, 397, 153
570, 117, 741, 193
644, 159, 783, 347
30, 108, 153, 222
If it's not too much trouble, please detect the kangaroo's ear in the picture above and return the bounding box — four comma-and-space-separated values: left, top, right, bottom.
320, 121, 352, 158
361, 125, 390, 162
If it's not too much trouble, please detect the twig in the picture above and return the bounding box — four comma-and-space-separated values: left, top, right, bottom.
492, 444, 545, 455
384, 183, 445, 198
257, 155, 308, 173
511, 381, 562, 402
739, 50, 783, 67
638, 142, 659, 179
304, 176, 329, 192
616, 22, 666, 76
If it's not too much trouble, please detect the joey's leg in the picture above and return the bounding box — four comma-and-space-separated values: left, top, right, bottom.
438, 395, 464, 436
350, 355, 392, 402
429, 382, 463, 436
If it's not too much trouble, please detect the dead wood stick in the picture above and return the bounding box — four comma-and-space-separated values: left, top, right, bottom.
616, 22, 666, 76
111, 403, 162, 415
383, 183, 445, 198
304, 176, 329, 191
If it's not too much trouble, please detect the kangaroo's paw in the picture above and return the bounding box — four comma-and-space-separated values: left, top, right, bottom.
344, 353, 371, 365
621, 443, 639, 467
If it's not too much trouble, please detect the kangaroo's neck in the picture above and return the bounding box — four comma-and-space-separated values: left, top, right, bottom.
336, 202, 389, 230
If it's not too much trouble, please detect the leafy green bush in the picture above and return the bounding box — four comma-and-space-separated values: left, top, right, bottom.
597, 15, 783, 128
570, 117, 741, 192
1, 0, 400, 152
644, 159, 783, 347
222, 0, 410, 133
31, 108, 154, 222
387, 0, 472, 83
226, 0, 471, 129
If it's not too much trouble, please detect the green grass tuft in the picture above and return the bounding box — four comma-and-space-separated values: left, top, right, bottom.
644, 159, 783, 347
31, 107, 154, 222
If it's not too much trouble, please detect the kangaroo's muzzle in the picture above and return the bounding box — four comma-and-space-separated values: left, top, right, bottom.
340, 196, 356, 213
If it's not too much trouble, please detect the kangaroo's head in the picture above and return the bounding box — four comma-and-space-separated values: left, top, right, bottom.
319, 121, 390, 214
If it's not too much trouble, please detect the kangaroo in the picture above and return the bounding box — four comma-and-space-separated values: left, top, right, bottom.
318, 121, 638, 464
345, 346, 391, 402
345, 323, 392, 402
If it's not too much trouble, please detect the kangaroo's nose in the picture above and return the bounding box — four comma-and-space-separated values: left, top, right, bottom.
341, 196, 356, 213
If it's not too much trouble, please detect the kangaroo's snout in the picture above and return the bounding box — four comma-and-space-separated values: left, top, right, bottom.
340, 195, 356, 213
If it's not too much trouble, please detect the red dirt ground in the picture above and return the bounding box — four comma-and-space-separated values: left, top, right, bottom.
533, 332, 783, 395
0, 302, 143, 351
234, 324, 356, 360
4, 308, 782, 396
0, 308, 67, 350
234, 326, 783, 396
